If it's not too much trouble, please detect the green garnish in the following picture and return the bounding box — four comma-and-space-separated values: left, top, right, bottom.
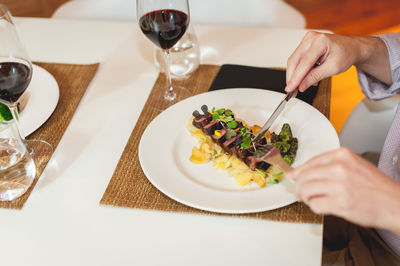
0, 103, 12, 121
270, 123, 298, 165
238, 127, 252, 149
227, 120, 238, 129
211, 107, 238, 128
241, 137, 251, 149
224, 109, 233, 116
283, 155, 293, 165
239, 127, 252, 138
267, 177, 279, 185
212, 149, 217, 156
225, 129, 237, 140
212, 112, 221, 121
267, 170, 283, 185
256, 169, 266, 178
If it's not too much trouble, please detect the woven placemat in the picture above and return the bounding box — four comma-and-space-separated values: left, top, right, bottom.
0, 62, 99, 209
100, 64, 331, 223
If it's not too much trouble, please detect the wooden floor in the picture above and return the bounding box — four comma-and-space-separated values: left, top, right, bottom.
285, 0, 400, 35
3, 0, 400, 35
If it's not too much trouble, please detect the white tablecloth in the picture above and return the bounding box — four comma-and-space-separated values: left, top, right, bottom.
0, 17, 323, 266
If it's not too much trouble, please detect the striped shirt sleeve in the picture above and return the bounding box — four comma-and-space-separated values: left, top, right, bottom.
357, 32, 400, 100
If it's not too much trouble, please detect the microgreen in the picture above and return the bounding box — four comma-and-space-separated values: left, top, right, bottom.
225, 129, 237, 140
227, 120, 238, 129
238, 127, 253, 149
241, 137, 251, 149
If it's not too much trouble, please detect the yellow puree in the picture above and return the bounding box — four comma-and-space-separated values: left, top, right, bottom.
188, 118, 283, 187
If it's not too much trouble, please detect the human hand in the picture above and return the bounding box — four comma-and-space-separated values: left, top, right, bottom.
287, 147, 400, 235
284, 32, 389, 93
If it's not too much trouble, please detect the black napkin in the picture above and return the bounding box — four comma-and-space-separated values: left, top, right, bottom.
208, 64, 318, 105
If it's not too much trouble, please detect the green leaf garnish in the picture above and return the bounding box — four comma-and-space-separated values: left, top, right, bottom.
224, 109, 233, 116
0, 103, 12, 121
237, 127, 253, 149
225, 116, 233, 122
225, 129, 237, 140
241, 137, 251, 149
212, 112, 219, 120
227, 120, 238, 129
212, 149, 217, 156
283, 155, 294, 165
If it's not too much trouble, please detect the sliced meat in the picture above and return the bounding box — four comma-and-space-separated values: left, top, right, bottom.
211, 128, 228, 144
192, 115, 210, 128
244, 156, 263, 171
202, 120, 222, 135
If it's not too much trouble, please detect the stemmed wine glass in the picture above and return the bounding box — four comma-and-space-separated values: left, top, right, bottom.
137, 0, 191, 110
0, 5, 52, 200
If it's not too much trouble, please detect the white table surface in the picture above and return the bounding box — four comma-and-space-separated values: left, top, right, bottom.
0, 17, 323, 266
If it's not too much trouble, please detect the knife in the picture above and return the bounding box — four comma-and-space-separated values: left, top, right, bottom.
252, 88, 297, 143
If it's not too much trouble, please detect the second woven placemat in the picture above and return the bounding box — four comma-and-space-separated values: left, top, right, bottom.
100, 64, 330, 224
0, 62, 99, 209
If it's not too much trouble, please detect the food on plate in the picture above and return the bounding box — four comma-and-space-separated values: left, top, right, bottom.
0, 92, 29, 121
188, 105, 298, 187
0, 103, 12, 121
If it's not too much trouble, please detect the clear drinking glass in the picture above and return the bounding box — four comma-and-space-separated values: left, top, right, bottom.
0, 118, 35, 201
137, 0, 192, 110
154, 24, 200, 78
0, 4, 52, 200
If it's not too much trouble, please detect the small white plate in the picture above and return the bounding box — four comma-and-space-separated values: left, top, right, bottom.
139, 89, 340, 214
0, 64, 60, 136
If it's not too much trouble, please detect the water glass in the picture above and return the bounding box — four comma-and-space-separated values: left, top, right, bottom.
154, 25, 200, 78
0, 119, 35, 201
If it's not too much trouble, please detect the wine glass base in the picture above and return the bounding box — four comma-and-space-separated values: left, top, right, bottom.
153, 85, 193, 112
0, 138, 36, 201
25, 139, 53, 169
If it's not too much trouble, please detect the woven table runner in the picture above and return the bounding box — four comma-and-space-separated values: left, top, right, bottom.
100, 64, 331, 223
1, 62, 99, 209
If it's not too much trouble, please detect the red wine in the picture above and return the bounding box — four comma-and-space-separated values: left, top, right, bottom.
139, 9, 189, 50
0, 62, 31, 104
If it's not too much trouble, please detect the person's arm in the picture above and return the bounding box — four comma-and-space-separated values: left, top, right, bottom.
357, 33, 400, 100
286, 148, 400, 236
355, 36, 391, 85
284, 31, 391, 93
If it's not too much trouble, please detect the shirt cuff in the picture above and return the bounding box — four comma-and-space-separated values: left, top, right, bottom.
357, 33, 400, 100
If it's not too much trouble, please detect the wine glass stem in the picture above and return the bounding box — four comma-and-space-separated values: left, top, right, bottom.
9, 103, 26, 141
163, 49, 176, 102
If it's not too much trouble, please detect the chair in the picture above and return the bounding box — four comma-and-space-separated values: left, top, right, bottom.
339, 95, 400, 154
52, 0, 306, 28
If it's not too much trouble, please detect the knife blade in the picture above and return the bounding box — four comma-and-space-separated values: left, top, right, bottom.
252, 89, 297, 143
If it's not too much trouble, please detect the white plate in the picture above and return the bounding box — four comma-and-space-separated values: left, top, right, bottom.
139, 89, 340, 214
21, 64, 59, 136
0, 64, 60, 136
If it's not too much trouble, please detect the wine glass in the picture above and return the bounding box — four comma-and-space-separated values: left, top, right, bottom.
0, 4, 52, 196
137, 0, 191, 110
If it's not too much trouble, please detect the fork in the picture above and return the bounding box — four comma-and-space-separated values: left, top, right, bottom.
254, 144, 293, 173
